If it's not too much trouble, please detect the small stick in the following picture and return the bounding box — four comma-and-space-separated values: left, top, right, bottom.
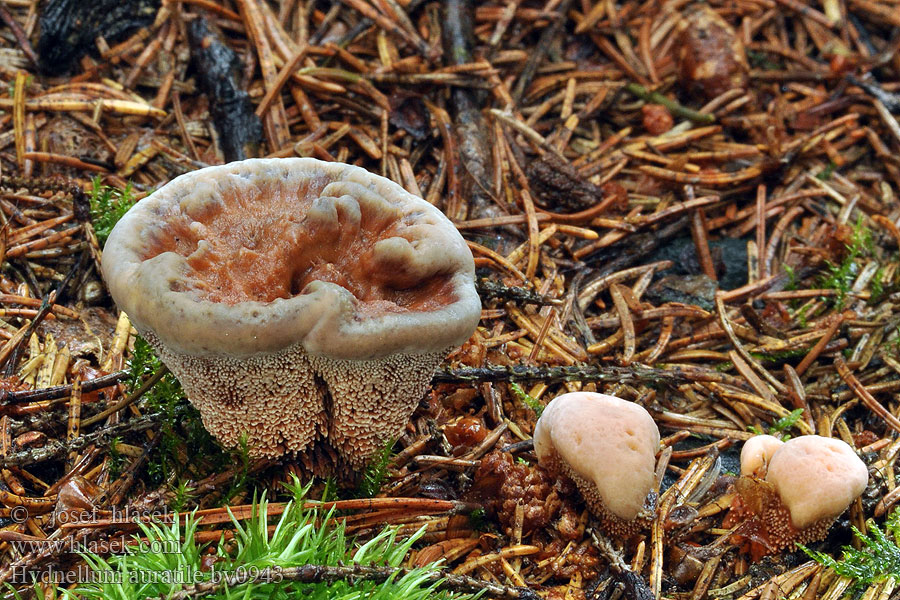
0, 252, 83, 377
624, 83, 716, 124
1, 370, 128, 404
637, 196, 720, 227
159, 563, 538, 600
237, 0, 291, 151
476, 279, 561, 306
765, 206, 804, 275
336, 0, 430, 56
171, 93, 201, 161
755, 185, 767, 279
640, 164, 764, 186
174, 0, 242, 20
255, 42, 309, 118
82, 366, 170, 427
834, 356, 900, 434
0, 2, 37, 66
527, 306, 557, 364
644, 316, 676, 364
65, 377, 82, 472
0, 294, 78, 318
0, 98, 165, 117
511, 0, 574, 102
611, 284, 636, 364
20, 153, 107, 173
508, 305, 585, 362
715, 293, 786, 394
691, 208, 717, 280
467, 241, 529, 282
795, 315, 843, 376
433, 363, 695, 386
728, 351, 776, 403
520, 188, 540, 281
773, 0, 836, 27
13, 72, 26, 172
0, 410, 170, 468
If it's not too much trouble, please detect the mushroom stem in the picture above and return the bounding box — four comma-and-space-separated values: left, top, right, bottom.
148, 331, 327, 459
310, 350, 449, 467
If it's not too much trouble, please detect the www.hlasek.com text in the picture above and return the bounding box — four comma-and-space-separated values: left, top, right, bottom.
8, 536, 180, 557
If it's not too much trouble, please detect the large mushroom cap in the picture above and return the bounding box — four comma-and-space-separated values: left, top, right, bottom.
766, 435, 868, 529
102, 158, 480, 359
534, 392, 660, 522
100, 158, 481, 465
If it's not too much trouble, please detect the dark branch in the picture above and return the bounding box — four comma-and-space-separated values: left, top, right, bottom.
158, 563, 540, 600
0, 370, 129, 404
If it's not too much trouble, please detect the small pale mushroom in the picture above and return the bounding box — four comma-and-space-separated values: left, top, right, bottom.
732, 435, 869, 554
533, 392, 660, 536
101, 158, 480, 470
739, 434, 784, 478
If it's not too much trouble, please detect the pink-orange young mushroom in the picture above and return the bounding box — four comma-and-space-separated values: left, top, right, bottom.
729, 434, 868, 555
101, 158, 480, 470
533, 392, 660, 536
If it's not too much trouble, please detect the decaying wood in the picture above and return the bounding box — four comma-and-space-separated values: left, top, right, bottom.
37, 0, 159, 74
187, 17, 262, 162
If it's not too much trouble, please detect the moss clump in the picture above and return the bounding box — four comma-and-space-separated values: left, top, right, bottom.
354, 437, 395, 498
89, 178, 138, 247
803, 510, 900, 588
54, 478, 477, 600
127, 337, 238, 494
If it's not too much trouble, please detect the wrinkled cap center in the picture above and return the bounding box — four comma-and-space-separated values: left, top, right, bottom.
138, 173, 456, 313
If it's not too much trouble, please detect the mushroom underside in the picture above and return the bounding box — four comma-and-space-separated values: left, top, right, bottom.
146, 329, 448, 470
542, 451, 654, 537
733, 477, 834, 553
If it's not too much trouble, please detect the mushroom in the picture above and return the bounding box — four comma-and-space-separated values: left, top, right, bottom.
101, 158, 480, 469
739, 434, 784, 478
533, 392, 660, 536
732, 435, 868, 554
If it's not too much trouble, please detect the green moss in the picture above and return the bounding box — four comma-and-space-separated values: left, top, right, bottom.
749, 348, 809, 364
746, 409, 804, 439
468, 507, 487, 532
747, 50, 782, 71
89, 178, 138, 247
783, 264, 798, 291
510, 382, 544, 417
795, 303, 810, 328
769, 408, 804, 436
105, 436, 126, 479
36, 477, 477, 600
802, 510, 900, 588
354, 438, 395, 498
169, 479, 197, 514
127, 336, 238, 491
819, 216, 875, 309
221, 434, 253, 503
816, 161, 837, 181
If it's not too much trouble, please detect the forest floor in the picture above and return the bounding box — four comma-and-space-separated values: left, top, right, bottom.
0, 0, 899, 599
